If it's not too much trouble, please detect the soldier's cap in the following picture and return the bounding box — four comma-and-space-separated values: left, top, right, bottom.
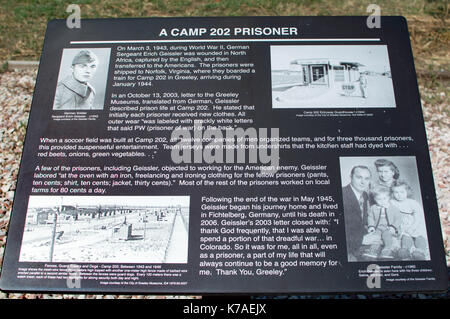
71, 50, 98, 66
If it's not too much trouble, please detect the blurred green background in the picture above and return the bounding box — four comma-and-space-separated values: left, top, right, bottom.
0, 0, 448, 71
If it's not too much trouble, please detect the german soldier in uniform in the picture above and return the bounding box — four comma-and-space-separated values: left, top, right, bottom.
53, 50, 98, 110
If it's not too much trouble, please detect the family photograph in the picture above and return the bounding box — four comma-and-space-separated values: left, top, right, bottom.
340, 156, 430, 262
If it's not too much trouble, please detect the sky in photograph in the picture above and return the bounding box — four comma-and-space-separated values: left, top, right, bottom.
270, 45, 392, 73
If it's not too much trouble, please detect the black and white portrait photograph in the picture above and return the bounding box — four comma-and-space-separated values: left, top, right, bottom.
339, 156, 430, 262
270, 45, 396, 108
19, 195, 190, 263
52, 48, 111, 111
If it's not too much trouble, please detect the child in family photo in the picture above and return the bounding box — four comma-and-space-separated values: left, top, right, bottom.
363, 186, 402, 259
390, 180, 429, 260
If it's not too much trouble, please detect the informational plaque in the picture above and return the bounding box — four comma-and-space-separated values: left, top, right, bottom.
0, 16, 447, 294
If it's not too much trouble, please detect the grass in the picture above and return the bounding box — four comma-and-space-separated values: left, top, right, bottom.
0, 0, 447, 108
0, 0, 448, 72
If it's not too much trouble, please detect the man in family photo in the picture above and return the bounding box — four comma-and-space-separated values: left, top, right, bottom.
342, 165, 371, 261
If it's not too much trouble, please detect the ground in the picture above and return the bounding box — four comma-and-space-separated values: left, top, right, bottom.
273, 75, 396, 108
19, 210, 188, 264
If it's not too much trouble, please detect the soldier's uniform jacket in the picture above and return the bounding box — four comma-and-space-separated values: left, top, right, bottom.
53, 75, 96, 110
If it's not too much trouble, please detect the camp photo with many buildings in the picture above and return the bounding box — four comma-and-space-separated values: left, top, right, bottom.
19, 195, 190, 264
270, 45, 396, 108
